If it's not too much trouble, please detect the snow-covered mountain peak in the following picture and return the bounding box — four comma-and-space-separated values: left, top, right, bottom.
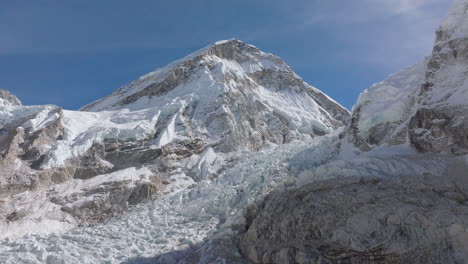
78, 39, 350, 153
81, 39, 295, 112
0, 89, 21, 106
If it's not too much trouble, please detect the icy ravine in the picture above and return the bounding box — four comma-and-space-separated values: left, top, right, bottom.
0, 131, 449, 263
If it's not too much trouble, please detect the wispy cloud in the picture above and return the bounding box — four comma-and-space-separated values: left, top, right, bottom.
292, 0, 452, 69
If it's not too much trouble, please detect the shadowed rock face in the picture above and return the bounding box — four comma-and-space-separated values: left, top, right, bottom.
0, 106, 65, 195
409, 106, 468, 154
240, 171, 468, 264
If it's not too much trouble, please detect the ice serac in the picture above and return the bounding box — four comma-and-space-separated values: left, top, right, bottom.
347, 59, 428, 151
82, 39, 350, 153
408, 0, 468, 154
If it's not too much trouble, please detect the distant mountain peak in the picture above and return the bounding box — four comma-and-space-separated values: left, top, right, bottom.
80, 39, 349, 153
0, 89, 22, 106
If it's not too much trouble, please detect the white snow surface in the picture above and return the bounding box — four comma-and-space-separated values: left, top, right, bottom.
44, 109, 161, 168
422, 0, 468, 108
439, 0, 468, 43
0, 104, 60, 133
81, 39, 291, 112
0, 131, 449, 263
353, 58, 428, 139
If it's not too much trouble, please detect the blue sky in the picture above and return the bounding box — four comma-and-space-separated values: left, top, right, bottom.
0, 0, 453, 110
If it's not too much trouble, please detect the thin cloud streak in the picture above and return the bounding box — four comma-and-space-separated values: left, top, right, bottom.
294, 0, 451, 69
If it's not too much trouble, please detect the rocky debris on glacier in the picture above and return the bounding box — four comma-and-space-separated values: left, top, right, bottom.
0, 39, 350, 238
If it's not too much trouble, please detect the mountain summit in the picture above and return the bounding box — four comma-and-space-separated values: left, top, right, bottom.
82, 39, 350, 152
0, 39, 350, 239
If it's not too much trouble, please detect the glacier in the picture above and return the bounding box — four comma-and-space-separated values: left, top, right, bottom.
0, 129, 452, 263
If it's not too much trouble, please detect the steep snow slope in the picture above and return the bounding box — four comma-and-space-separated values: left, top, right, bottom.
347, 59, 428, 150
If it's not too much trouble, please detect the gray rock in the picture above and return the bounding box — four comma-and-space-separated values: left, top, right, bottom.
240, 171, 468, 264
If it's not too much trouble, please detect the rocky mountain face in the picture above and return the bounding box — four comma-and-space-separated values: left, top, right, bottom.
0, 40, 349, 238
408, 0, 468, 154
348, 0, 468, 154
